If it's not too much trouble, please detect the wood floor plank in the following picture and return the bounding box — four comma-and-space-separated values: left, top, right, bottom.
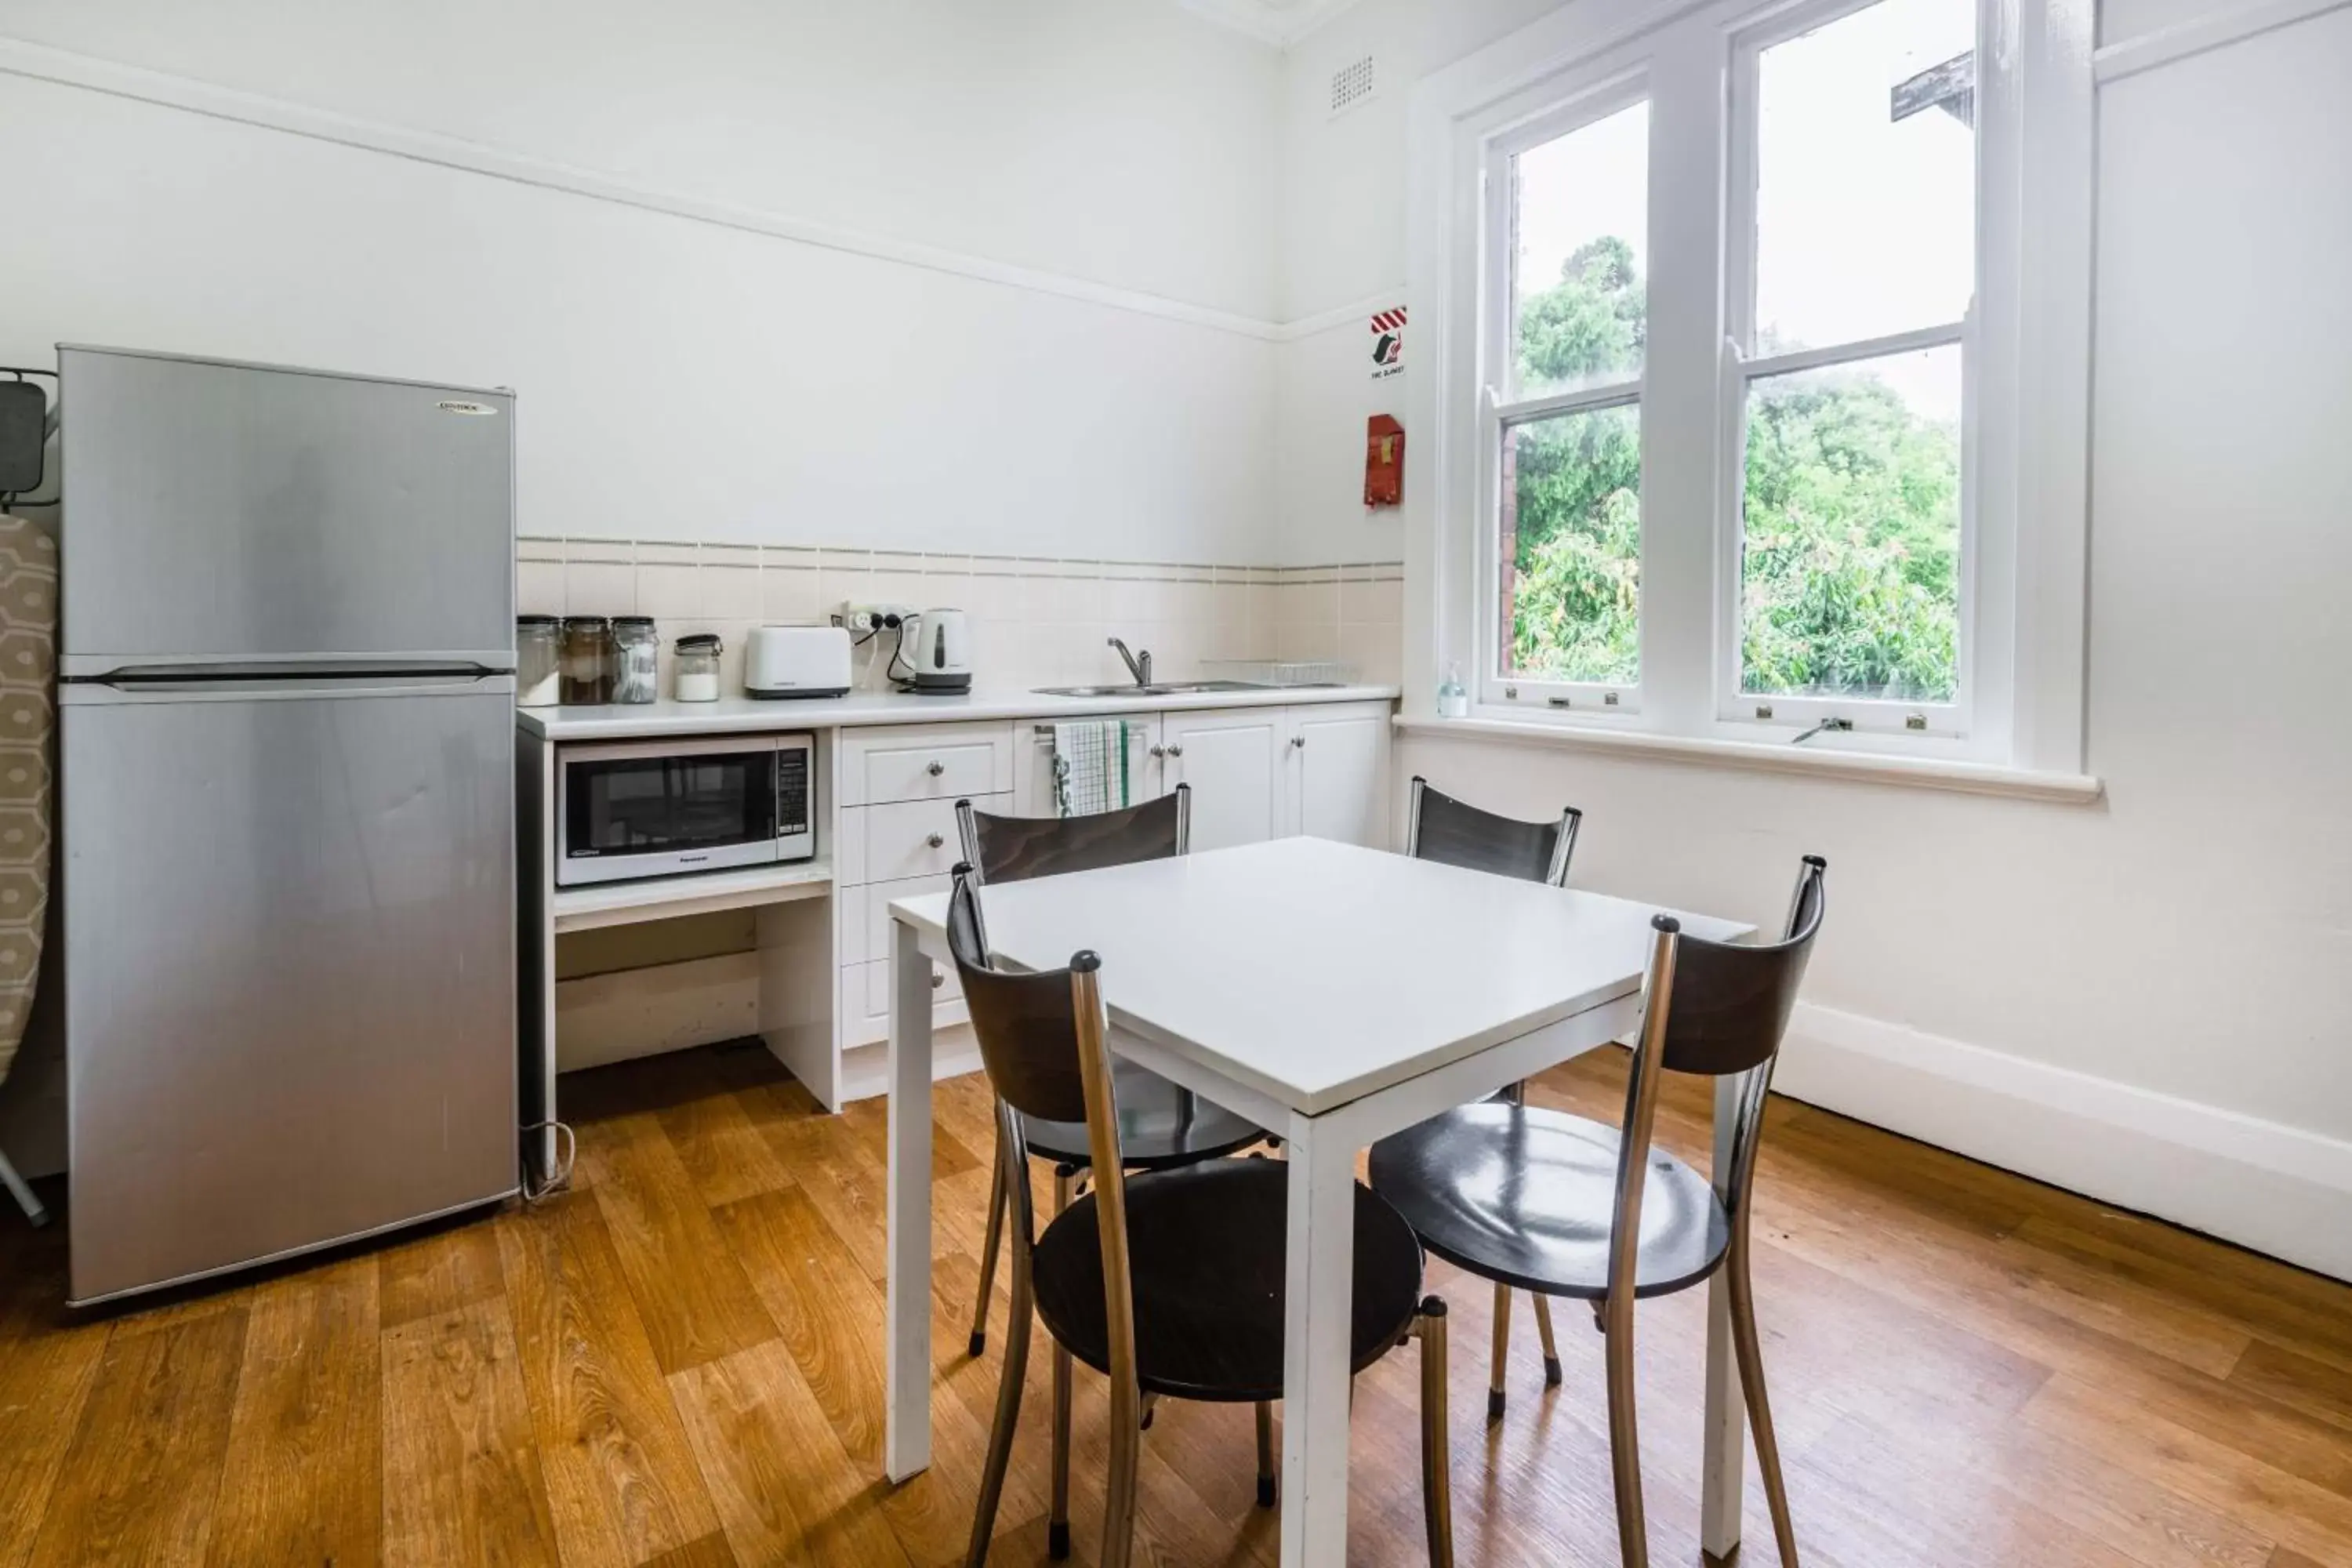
25, 1305, 248, 1568
585, 1112, 779, 1377
637, 1530, 739, 1567
2230, 1339, 2352, 1435
496, 1191, 724, 1567
380, 1296, 562, 1568
204, 1256, 383, 1568
667, 1338, 916, 1567
0, 1234, 109, 1568
652, 1056, 798, 1211
379, 1218, 509, 1330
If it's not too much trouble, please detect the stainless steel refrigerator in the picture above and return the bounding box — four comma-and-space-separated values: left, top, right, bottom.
56, 346, 518, 1305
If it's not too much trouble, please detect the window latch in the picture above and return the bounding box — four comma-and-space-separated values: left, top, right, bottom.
1791, 717, 1853, 745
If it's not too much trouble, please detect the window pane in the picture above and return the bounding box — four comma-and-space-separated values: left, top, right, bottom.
1501, 403, 1641, 685
1512, 101, 1648, 397
1740, 345, 1960, 702
1754, 0, 1975, 351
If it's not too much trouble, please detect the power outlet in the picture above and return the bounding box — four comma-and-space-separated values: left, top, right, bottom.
836, 601, 916, 633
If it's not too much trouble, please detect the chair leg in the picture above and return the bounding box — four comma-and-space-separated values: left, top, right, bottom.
963, 1189, 1033, 1568
1487, 1279, 1512, 1421
1254, 1400, 1277, 1507
1602, 1290, 1648, 1568
1533, 1293, 1563, 1387
0, 1145, 46, 1228
1417, 1298, 1454, 1568
1102, 1367, 1142, 1568
1048, 1167, 1076, 1561
967, 1123, 1009, 1357
1728, 1240, 1801, 1567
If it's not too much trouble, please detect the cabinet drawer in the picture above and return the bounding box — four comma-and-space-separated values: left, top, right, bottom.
840, 723, 1014, 807
835, 873, 952, 967
839, 958, 965, 1046
839, 794, 1006, 886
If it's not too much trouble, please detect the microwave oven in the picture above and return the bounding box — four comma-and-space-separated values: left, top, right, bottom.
557, 733, 815, 886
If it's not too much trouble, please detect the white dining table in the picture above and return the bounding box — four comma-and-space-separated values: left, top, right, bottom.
884, 835, 1755, 1565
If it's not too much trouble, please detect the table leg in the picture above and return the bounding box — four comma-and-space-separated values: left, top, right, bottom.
1280, 1116, 1356, 1566
1700, 1072, 1746, 1558
885, 916, 936, 1483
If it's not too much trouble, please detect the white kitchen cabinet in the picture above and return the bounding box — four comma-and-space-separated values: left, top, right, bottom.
1163, 707, 1287, 851
1283, 701, 1392, 848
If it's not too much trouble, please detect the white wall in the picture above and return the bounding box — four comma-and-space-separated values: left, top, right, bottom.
1284, 0, 2352, 1276
0, 0, 1285, 562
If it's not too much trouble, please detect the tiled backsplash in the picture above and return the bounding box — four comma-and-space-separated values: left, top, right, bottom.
518, 537, 1405, 695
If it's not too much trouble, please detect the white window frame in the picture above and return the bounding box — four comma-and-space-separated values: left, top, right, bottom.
1406, 0, 2093, 775
1476, 73, 1653, 721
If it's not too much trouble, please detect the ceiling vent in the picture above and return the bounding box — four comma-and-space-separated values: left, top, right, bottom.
1328, 54, 1376, 118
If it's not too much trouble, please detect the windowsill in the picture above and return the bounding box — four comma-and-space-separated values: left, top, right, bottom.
1392, 713, 2104, 804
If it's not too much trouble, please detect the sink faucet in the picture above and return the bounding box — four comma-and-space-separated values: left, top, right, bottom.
1108, 637, 1152, 688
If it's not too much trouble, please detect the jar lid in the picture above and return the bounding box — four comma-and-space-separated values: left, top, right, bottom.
675, 633, 722, 652
517, 614, 558, 626
612, 615, 655, 627
561, 615, 609, 628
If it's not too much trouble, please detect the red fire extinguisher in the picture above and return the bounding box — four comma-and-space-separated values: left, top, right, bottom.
1364, 415, 1403, 508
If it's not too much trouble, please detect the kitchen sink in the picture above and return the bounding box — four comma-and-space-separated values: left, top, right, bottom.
1033, 681, 1278, 698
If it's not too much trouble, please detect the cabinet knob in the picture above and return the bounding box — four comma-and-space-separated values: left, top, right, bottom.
926, 760, 945, 776
931, 967, 946, 989
1167, 744, 1184, 758
926, 833, 945, 848
1149, 744, 1166, 759
1291, 735, 1306, 749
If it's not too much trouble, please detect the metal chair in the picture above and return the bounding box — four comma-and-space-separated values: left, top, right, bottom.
1403, 775, 1582, 1418
948, 866, 1454, 1567
956, 786, 1271, 1375
1369, 855, 1828, 1568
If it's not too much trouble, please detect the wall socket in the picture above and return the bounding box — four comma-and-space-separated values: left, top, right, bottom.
836, 602, 916, 633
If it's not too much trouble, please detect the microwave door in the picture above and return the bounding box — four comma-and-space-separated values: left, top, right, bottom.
558, 739, 781, 885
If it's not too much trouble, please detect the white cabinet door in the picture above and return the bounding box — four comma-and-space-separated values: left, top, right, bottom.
1162, 707, 1286, 851
1011, 713, 1164, 818
1284, 702, 1392, 848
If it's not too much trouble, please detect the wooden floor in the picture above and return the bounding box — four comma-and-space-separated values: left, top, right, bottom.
3, 1038, 2349, 1568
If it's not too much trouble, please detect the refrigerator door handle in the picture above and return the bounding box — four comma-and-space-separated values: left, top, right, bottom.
60, 651, 514, 682
62, 670, 516, 705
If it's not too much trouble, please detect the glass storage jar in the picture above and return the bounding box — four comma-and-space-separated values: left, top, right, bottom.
516, 615, 561, 707
611, 616, 660, 704
674, 633, 723, 702
560, 615, 613, 705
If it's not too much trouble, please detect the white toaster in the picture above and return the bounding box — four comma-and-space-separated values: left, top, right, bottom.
746, 624, 852, 699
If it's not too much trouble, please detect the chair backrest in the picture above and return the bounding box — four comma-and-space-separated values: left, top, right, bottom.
1605, 855, 1827, 1303
956, 784, 1189, 887
1654, 855, 1826, 1079
1405, 775, 1581, 887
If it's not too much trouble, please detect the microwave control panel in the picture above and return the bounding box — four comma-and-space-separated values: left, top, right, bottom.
776, 746, 811, 839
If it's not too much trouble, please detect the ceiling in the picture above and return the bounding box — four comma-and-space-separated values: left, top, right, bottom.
1174, 0, 1367, 46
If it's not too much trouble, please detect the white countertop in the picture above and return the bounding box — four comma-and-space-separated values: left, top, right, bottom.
514, 682, 1399, 740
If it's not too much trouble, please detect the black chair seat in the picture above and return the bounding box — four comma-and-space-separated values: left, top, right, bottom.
1032, 1159, 1424, 1403
1014, 1059, 1265, 1171
1369, 1103, 1730, 1300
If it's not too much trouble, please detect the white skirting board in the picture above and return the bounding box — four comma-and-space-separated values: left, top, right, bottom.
1773, 1003, 2352, 1284
555, 951, 761, 1073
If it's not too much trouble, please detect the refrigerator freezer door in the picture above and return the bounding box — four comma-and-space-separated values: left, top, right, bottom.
58, 347, 514, 671
62, 677, 517, 1304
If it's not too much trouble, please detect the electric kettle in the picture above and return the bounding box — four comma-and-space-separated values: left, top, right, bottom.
894, 608, 973, 693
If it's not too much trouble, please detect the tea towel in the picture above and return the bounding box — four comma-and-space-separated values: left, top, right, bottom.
1051, 720, 1131, 818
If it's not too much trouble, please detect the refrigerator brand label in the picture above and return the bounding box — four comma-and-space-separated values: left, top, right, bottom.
436, 400, 498, 416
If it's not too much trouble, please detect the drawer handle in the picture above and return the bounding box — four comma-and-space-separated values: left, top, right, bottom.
931, 968, 946, 990
926, 832, 945, 848
1166, 743, 1184, 758
926, 760, 945, 776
